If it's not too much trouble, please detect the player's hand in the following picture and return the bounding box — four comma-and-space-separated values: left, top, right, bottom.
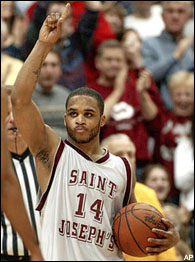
39, 3, 70, 44
146, 218, 180, 255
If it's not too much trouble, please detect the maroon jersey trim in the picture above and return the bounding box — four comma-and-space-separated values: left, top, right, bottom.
121, 157, 132, 207
36, 140, 65, 211
65, 139, 110, 163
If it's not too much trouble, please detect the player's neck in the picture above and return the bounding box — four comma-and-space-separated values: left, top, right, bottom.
67, 137, 105, 162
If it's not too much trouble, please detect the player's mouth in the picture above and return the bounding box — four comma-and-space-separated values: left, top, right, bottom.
75, 127, 87, 133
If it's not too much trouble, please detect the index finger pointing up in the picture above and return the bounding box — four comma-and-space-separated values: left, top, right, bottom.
60, 3, 71, 22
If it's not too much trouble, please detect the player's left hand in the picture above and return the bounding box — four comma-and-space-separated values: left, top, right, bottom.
146, 218, 180, 255
39, 3, 70, 44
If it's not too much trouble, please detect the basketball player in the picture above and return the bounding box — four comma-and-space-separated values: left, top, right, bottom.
11, 3, 179, 260
1, 87, 43, 261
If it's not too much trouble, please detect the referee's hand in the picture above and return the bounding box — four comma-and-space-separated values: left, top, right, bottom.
30, 247, 44, 261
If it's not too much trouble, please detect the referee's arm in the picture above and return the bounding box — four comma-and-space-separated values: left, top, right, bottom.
1, 87, 43, 261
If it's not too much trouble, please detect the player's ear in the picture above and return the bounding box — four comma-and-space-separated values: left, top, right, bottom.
100, 114, 106, 127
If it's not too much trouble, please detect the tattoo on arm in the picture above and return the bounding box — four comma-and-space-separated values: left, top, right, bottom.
32, 69, 41, 77
32, 53, 46, 78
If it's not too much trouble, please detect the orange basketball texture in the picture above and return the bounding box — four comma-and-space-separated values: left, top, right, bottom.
112, 202, 167, 257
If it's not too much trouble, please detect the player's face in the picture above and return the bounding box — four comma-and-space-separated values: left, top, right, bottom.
65, 95, 105, 144
171, 85, 194, 117
145, 167, 170, 201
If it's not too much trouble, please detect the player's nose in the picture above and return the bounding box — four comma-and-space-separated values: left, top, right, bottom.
76, 114, 85, 124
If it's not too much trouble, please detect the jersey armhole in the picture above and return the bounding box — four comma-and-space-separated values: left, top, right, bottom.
36, 140, 65, 211
120, 157, 132, 207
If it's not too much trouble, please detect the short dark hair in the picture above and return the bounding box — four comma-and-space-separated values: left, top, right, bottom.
96, 39, 122, 57
65, 87, 104, 116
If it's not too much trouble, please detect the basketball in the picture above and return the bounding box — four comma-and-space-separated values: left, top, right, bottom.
112, 202, 167, 257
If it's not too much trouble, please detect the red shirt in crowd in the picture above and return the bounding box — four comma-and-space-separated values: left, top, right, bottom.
71, 1, 117, 84
88, 69, 164, 168
145, 109, 192, 198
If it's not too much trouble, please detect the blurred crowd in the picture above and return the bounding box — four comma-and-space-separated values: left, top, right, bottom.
1, 1, 194, 261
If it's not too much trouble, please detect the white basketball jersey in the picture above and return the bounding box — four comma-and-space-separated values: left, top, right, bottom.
37, 139, 132, 261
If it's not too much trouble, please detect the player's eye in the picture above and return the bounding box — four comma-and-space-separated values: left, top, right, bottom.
85, 113, 93, 117
69, 112, 77, 117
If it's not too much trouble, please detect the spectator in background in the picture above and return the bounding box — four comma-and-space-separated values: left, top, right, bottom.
1, 1, 15, 34
56, 1, 102, 90
163, 203, 192, 247
89, 38, 164, 178
174, 113, 194, 216
32, 49, 70, 139
163, 203, 182, 233
122, 28, 165, 176
163, 203, 194, 257
142, 1, 194, 111
23, 1, 48, 59
1, 19, 23, 85
1, 1, 30, 60
83, 1, 123, 84
138, 70, 194, 205
101, 133, 178, 261
140, 164, 171, 205
183, 2, 194, 38
1, 86, 42, 261
14, 1, 36, 17
122, 28, 145, 70
101, 2, 125, 40
124, 1, 165, 39
71, 1, 126, 85
174, 113, 194, 250
117, 1, 134, 16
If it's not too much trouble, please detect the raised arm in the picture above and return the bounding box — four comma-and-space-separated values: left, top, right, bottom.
11, 4, 70, 158
104, 64, 128, 122
77, 1, 103, 57
1, 88, 43, 261
137, 69, 158, 121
